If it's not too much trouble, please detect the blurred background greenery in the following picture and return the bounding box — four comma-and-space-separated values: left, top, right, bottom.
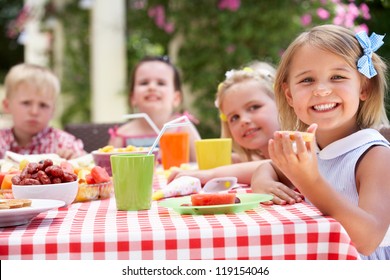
1, 0, 389, 138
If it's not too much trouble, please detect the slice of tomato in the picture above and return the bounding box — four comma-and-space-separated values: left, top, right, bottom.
0, 172, 6, 186
91, 166, 110, 183
85, 174, 96, 185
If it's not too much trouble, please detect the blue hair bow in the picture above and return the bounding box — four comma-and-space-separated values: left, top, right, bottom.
355, 31, 385, 79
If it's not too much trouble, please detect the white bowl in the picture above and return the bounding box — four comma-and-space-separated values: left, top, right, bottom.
12, 180, 78, 206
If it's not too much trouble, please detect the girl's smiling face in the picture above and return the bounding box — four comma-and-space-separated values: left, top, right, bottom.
131, 61, 181, 115
283, 44, 367, 139
221, 80, 279, 154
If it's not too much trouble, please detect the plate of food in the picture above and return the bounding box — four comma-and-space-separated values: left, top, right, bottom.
0, 199, 65, 227
158, 193, 273, 215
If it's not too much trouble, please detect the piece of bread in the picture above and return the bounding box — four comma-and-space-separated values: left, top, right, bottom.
0, 199, 32, 209
278, 131, 314, 142
13, 199, 32, 207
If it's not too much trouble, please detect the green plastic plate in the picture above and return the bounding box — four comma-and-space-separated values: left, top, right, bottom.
158, 193, 273, 215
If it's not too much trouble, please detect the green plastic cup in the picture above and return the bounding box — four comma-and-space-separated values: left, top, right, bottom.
110, 154, 154, 211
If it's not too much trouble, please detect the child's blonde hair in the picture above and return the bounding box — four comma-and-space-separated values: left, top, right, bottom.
215, 62, 276, 161
4, 63, 60, 100
275, 24, 389, 131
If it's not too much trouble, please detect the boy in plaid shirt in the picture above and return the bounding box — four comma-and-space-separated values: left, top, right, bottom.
1, 63, 86, 160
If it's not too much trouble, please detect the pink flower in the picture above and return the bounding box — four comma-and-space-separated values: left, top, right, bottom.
218, 0, 241, 11
152, 5, 166, 28
301, 14, 312, 26
354, 23, 369, 34
164, 22, 175, 34
6, 5, 30, 39
317, 8, 330, 20
335, 3, 346, 19
333, 15, 343, 25
359, 3, 371, 20
344, 14, 355, 28
347, 3, 359, 18
148, 5, 175, 34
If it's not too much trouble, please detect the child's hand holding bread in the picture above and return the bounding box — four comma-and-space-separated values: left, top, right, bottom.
254, 124, 317, 205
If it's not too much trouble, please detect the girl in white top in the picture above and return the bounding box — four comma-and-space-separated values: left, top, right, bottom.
251, 24, 390, 259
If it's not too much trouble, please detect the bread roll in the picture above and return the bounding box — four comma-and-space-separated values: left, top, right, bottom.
278, 131, 314, 142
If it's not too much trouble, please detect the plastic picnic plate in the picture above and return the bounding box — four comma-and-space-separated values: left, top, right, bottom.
158, 193, 273, 215
0, 199, 65, 227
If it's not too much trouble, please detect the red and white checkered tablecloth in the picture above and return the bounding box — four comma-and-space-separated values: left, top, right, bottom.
0, 174, 360, 260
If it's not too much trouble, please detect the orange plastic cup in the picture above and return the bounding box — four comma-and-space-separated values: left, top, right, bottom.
160, 132, 190, 170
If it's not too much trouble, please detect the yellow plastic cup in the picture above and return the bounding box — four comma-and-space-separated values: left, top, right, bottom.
195, 138, 232, 170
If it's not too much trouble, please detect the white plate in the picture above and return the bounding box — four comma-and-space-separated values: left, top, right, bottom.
0, 199, 65, 227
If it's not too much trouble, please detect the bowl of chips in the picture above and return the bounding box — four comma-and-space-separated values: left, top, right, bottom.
91, 145, 159, 176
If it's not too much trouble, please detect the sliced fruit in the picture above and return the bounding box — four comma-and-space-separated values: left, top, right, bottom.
91, 166, 111, 183
191, 193, 237, 206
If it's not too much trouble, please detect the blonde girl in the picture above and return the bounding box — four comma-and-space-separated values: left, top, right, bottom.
251, 24, 390, 259
168, 63, 291, 196
216, 63, 279, 162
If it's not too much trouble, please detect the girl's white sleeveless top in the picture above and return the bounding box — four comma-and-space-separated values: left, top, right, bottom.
313, 129, 390, 260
